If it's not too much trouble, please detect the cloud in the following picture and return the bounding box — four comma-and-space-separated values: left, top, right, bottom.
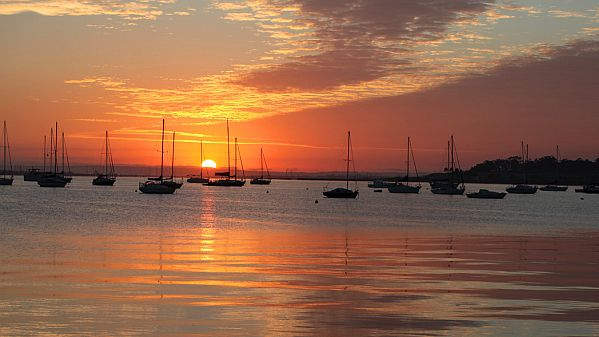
0, 0, 178, 20
233, 39, 599, 169
217, 0, 495, 91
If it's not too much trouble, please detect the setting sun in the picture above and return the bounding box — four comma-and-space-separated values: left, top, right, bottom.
201, 159, 217, 168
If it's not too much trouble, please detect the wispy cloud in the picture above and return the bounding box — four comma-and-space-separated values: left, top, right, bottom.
0, 0, 180, 20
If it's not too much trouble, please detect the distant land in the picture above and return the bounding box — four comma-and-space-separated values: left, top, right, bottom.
10, 156, 599, 185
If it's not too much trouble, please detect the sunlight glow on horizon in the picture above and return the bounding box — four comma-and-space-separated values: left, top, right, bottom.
201, 159, 217, 168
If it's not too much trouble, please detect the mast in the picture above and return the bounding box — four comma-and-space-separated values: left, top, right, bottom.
171, 131, 175, 179
105, 130, 108, 176
54, 122, 58, 174
260, 148, 264, 179
160, 119, 165, 179
234, 137, 238, 179
2, 121, 5, 177
61, 132, 65, 174
50, 128, 53, 174
227, 119, 231, 178
521, 141, 527, 184
200, 140, 203, 179
346, 131, 350, 190
43, 136, 46, 173
446, 140, 450, 171
406, 137, 410, 184
556, 145, 560, 183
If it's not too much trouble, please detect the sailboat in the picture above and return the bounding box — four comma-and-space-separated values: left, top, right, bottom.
540, 145, 567, 191
250, 148, 271, 185
0, 121, 13, 185
388, 137, 421, 193
187, 140, 210, 183
161, 131, 183, 189
431, 135, 465, 195
92, 131, 117, 186
25, 136, 47, 182
506, 141, 538, 194
139, 119, 176, 194
38, 122, 70, 188
204, 120, 245, 187
323, 131, 359, 198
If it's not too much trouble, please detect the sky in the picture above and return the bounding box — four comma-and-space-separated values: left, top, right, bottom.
1, 0, 598, 172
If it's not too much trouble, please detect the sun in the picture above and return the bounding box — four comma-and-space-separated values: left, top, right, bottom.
201, 159, 217, 168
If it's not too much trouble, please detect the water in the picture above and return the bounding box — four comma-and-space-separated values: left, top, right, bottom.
1, 178, 598, 336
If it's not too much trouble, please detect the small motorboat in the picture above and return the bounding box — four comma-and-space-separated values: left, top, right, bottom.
539, 185, 568, 192
466, 189, 507, 199
506, 184, 538, 194
368, 180, 396, 188
575, 185, 599, 194
23, 168, 42, 182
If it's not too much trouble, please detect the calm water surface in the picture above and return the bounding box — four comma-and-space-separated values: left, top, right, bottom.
1, 178, 598, 336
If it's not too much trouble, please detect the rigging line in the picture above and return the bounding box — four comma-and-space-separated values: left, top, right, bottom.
349, 133, 358, 189
453, 139, 464, 184
411, 142, 419, 180
237, 142, 245, 179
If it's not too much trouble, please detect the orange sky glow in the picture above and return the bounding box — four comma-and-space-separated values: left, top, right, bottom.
1, 0, 598, 172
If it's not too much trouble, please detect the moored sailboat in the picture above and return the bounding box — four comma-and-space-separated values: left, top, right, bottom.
139, 119, 176, 194
161, 131, 183, 189
38, 122, 70, 188
250, 147, 271, 185
187, 140, 209, 183
431, 135, 465, 195
204, 120, 246, 187
506, 141, 537, 194
92, 131, 116, 186
323, 131, 359, 199
0, 121, 14, 186
540, 145, 567, 191
388, 137, 421, 194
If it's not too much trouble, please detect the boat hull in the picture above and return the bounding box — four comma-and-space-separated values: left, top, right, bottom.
575, 185, 599, 194
204, 179, 246, 187
0, 177, 13, 185
162, 180, 183, 189
187, 177, 209, 184
23, 170, 43, 181
431, 183, 465, 195
92, 176, 116, 186
38, 174, 69, 188
323, 188, 359, 199
467, 189, 506, 199
388, 184, 420, 194
250, 178, 271, 185
540, 185, 568, 192
506, 185, 538, 194
368, 180, 396, 188
139, 182, 176, 194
